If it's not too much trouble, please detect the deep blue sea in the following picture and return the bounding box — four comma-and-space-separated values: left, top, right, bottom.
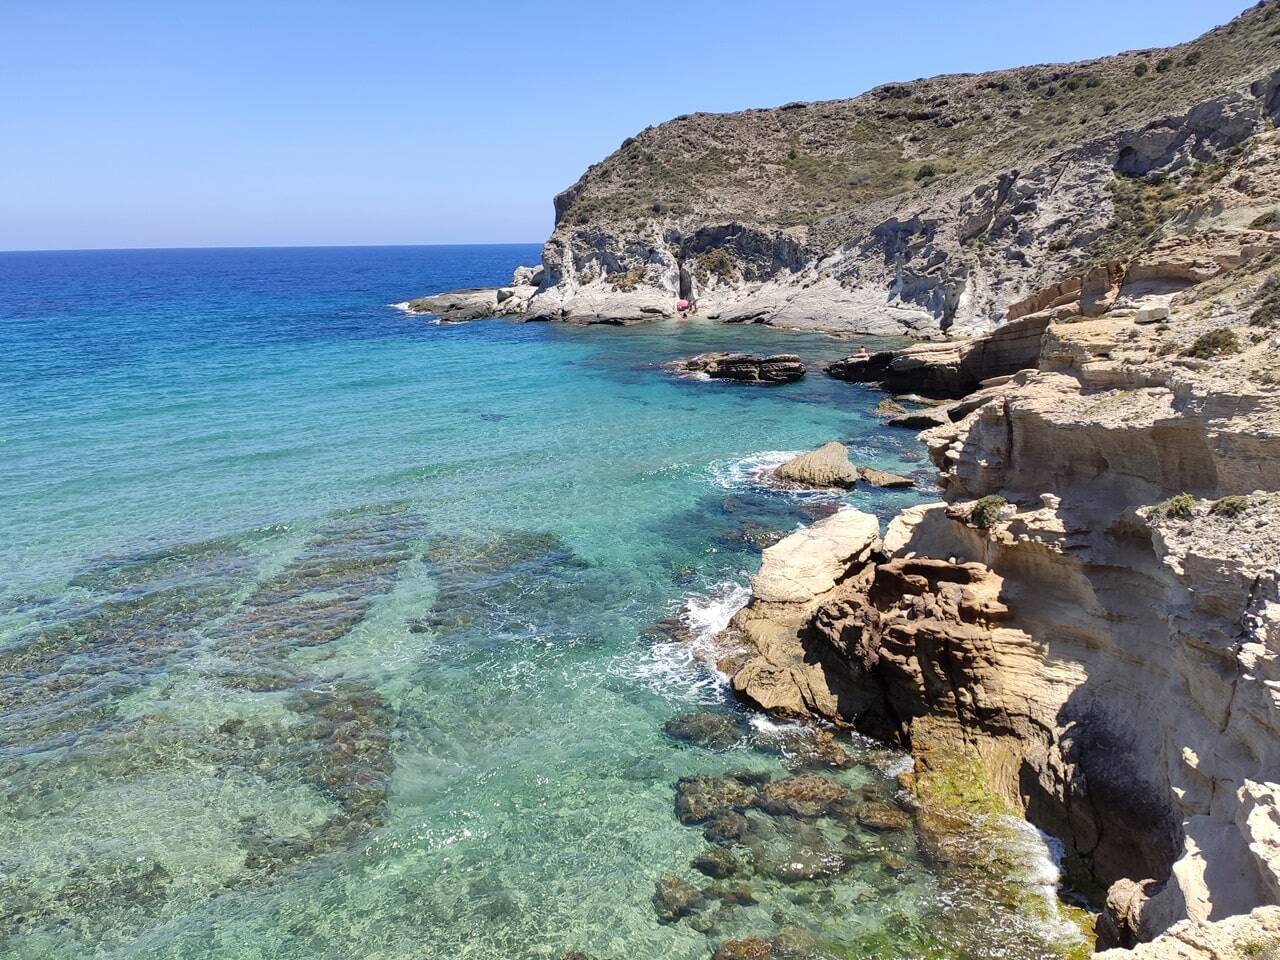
0, 245, 1080, 959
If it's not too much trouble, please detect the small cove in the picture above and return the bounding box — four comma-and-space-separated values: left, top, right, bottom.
0, 245, 1083, 959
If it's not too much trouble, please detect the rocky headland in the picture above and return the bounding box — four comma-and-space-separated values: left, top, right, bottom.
409, 4, 1278, 337
712, 167, 1280, 956
404, 5, 1280, 957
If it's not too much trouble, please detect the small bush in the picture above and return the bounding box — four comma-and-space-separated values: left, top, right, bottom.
1134, 62, 1149, 77
1210, 495, 1249, 518
970, 495, 1008, 529
1184, 50, 1203, 66
1250, 208, 1280, 231
914, 163, 937, 181
1156, 57, 1174, 73
694, 247, 736, 284
605, 266, 645, 292
1182, 328, 1241, 359
1159, 493, 1197, 519
1253, 273, 1280, 327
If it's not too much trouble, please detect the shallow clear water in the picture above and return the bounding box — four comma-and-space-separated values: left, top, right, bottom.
0, 246, 1078, 959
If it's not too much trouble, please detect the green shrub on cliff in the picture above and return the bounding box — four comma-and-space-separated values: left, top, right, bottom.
694, 248, 736, 284
1182, 327, 1240, 358
1159, 493, 1197, 519
1210, 495, 1249, 518
970, 495, 1007, 528
605, 267, 645, 292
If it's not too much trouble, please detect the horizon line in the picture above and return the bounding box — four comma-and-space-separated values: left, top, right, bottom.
0, 239, 546, 255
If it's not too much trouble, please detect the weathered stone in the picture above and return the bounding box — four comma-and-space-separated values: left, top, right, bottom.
756, 775, 848, 819
675, 775, 757, 824
712, 936, 773, 960
662, 711, 747, 751
858, 467, 914, 489
774, 442, 859, 489
704, 810, 752, 844
653, 875, 705, 923
749, 510, 880, 605
674, 353, 805, 384
693, 847, 740, 879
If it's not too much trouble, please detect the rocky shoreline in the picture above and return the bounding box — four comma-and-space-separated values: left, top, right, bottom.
702, 215, 1280, 958
394, 7, 1280, 958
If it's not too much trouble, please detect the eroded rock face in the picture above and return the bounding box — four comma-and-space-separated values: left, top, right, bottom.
720, 218, 1280, 957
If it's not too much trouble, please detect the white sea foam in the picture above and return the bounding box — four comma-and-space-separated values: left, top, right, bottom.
709, 450, 802, 491
627, 580, 750, 702
997, 816, 1091, 944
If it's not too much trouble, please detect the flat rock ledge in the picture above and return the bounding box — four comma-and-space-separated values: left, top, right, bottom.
749, 509, 880, 606
773, 442, 913, 490
400, 265, 543, 322
671, 353, 805, 385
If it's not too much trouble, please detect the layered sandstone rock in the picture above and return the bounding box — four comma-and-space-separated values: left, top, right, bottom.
672, 352, 805, 384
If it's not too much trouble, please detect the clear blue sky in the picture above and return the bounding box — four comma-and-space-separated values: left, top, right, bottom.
0, 0, 1252, 251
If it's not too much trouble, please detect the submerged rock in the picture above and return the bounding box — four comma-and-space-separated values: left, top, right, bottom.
704, 810, 753, 844
653, 875, 705, 923
754, 725, 855, 771
851, 800, 912, 832
712, 937, 773, 960
675, 775, 758, 824
693, 847, 740, 878
674, 353, 805, 384
756, 775, 848, 819
663, 711, 748, 751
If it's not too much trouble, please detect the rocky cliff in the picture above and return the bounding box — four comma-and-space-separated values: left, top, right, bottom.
511, 4, 1280, 334
713, 141, 1280, 958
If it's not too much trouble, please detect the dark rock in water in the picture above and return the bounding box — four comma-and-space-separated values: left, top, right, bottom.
704, 810, 752, 844
876, 849, 910, 873
754, 726, 854, 771
772, 926, 821, 959
713, 936, 774, 960
653, 875, 705, 923
756, 775, 848, 819
717, 520, 786, 550
851, 800, 912, 832
663, 712, 747, 750
676, 775, 758, 824
796, 500, 842, 522
693, 847, 740, 878
727, 768, 773, 787
559, 953, 597, 960
913, 806, 975, 866
674, 353, 806, 384
762, 843, 852, 883
712, 881, 759, 906
649, 614, 695, 644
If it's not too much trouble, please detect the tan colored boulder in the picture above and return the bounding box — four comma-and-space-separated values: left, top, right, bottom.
774, 442, 859, 489
750, 509, 880, 604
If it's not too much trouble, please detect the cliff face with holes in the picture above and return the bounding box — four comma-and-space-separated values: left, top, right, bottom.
716, 162, 1280, 958
508, 5, 1280, 333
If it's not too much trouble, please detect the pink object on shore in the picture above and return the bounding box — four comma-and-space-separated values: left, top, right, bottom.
676, 299, 690, 311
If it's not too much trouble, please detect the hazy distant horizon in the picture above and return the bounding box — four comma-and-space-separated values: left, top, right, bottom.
2, 0, 1252, 251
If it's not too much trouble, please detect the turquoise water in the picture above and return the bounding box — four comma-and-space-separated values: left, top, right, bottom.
0, 246, 1078, 959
